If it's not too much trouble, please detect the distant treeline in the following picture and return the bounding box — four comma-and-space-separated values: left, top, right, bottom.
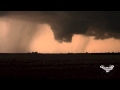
0, 52, 119, 55
27, 52, 120, 54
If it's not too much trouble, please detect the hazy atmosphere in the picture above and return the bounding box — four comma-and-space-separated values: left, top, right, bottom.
0, 11, 120, 53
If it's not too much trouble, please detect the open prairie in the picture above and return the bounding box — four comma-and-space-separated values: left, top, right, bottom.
0, 53, 120, 79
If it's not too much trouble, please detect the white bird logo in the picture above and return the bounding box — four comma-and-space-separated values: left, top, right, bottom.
100, 65, 114, 73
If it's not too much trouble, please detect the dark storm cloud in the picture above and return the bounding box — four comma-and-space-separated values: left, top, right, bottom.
0, 11, 9, 16
49, 11, 120, 41
0, 11, 120, 45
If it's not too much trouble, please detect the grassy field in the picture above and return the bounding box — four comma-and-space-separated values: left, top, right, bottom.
0, 53, 120, 79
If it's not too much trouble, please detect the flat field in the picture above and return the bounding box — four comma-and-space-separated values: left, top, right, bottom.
0, 53, 119, 79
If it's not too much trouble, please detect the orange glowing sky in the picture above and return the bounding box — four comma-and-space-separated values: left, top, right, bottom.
0, 17, 120, 53
29, 24, 120, 53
